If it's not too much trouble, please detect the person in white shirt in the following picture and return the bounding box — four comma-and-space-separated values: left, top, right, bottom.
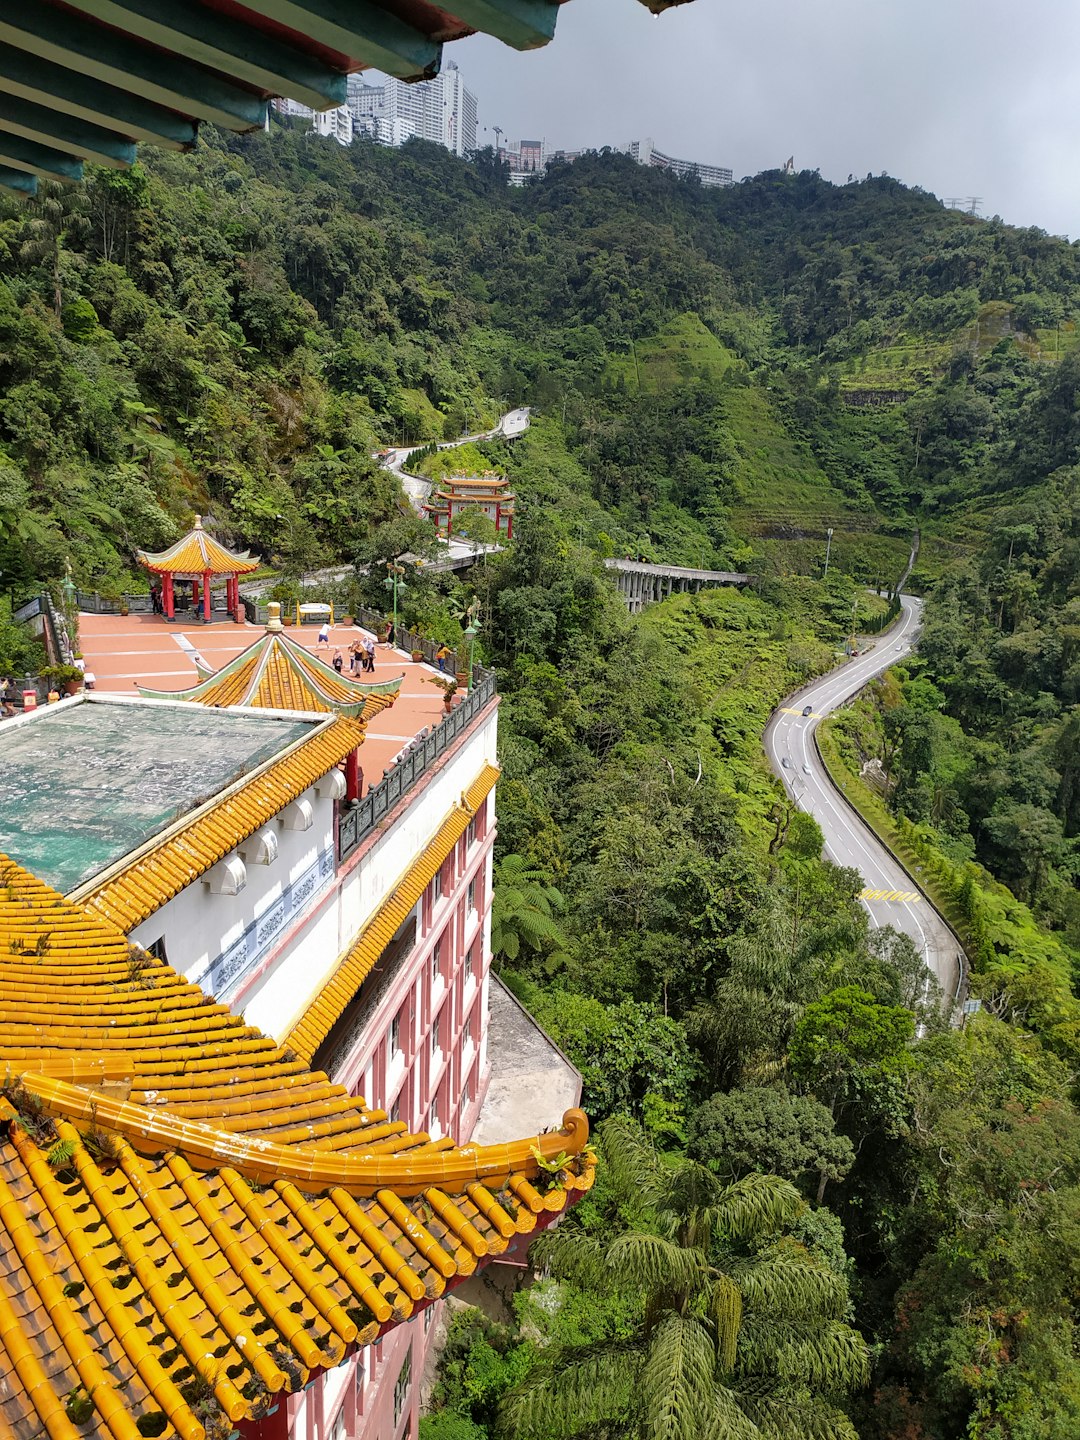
317, 621, 330, 647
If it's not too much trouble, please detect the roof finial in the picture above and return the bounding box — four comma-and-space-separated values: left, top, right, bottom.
266, 601, 283, 633
193, 514, 203, 530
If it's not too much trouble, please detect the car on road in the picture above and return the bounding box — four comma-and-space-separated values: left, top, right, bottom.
781, 757, 790, 768
803, 764, 811, 773
802, 704, 813, 716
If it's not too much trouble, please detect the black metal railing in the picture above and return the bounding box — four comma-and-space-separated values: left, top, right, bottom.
337, 669, 497, 864
312, 915, 418, 1078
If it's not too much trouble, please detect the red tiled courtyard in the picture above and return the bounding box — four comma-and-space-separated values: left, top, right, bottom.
76, 612, 461, 793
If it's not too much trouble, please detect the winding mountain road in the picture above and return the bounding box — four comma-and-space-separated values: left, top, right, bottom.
764, 596, 963, 1001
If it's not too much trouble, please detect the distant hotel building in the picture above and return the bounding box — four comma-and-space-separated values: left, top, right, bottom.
273, 63, 477, 158
347, 63, 477, 157
496, 137, 546, 186
625, 137, 733, 187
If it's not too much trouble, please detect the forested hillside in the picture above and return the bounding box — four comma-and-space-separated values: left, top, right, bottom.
2, 128, 1080, 1440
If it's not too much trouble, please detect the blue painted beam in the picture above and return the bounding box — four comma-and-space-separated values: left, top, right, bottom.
0, 165, 37, 196
0, 5, 267, 132
0, 133, 83, 183
0, 43, 197, 150
69, 1, 347, 111
440, 0, 559, 50
0, 93, 136, 168
244, 2, 440, 81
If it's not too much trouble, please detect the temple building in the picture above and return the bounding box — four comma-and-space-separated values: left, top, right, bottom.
424, 473, 516, 542
137, 516, 259, 622
0, 646, 586, 1439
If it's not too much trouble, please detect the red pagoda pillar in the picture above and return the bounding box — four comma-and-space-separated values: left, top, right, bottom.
163, 573, 174, 619
203, 569, 212, 621
344, 750, 361, 803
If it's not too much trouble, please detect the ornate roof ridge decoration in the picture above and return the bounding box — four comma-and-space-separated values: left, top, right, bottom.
0, 853, 594, 1440
137, 603, 403, 720
136, 514, 260, 578
75, 715, 365, 928
287, 762, 500, 1063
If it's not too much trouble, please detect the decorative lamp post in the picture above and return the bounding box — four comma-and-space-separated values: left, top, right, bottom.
384, 559, 406, 637
464, 618, 480, 689
823, 528, 834, 580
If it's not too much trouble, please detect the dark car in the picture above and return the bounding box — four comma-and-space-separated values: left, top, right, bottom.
802, 704, 813, 716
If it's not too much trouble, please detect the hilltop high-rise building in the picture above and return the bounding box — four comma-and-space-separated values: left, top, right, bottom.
347, 63, 477, 157
626, 136, 733, 187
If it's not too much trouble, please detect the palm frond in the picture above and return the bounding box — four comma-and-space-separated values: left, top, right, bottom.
530, 1225, 612, 1293
707, 1381, 766, 1440
498, 1338, 643, 1440
710, 1173, 805, 1244
641, 1314, 723, 1440
607, 1232, 707, 1296
733, 1249, 850, 1323
733, 1383, 862, 1440
599, 1114, 667, 1209
736, 1318, 869, 1394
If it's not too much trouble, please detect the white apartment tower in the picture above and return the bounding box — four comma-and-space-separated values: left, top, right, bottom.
347, 63, 477, 157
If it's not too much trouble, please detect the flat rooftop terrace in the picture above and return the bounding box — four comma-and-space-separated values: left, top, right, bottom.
0, 698, 315, 893
76, 612, 470, 792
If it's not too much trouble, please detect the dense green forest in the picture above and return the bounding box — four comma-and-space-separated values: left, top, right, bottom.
2, 127, 1080, 1438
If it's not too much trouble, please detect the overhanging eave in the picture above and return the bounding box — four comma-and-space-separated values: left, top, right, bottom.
0, 6, 267, 131
240, 1, 441, 81
0, 43, 198, 150
0, 93, 136, 168
68, 0, 349, 112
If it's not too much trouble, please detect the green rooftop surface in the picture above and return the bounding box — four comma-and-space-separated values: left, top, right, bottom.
0, 699, 317, 894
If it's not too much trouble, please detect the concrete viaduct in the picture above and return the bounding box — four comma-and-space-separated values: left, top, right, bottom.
604, 559, 753, 614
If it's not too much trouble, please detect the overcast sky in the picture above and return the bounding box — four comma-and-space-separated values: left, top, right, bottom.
452, 0, 1080, 239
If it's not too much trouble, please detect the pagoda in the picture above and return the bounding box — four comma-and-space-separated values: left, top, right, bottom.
137, 515, 259, 622
424, 472, 516, 541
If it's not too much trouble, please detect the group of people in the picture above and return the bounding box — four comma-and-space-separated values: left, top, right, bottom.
331, 638, 376, 675
315, 621, 382, 676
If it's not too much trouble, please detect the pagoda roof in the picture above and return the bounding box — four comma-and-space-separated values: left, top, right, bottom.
137, 515, 260, 578
136, 609, 402, 722
438, 472, 513, 490
0, 851, 594, 1440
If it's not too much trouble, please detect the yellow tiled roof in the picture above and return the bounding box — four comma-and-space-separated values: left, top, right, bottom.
137, 625, 402, 722
137, 516, 260, 577
76, 717, 364, 930
0, 855, 594, 1440
287, 763, 500, 1064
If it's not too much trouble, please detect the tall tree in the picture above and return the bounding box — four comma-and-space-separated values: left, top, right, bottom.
501, 1118, 868, 1440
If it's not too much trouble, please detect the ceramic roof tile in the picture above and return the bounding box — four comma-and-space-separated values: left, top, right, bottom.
0, 854, 594, 1440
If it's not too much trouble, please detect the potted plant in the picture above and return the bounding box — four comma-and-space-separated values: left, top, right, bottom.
39, 663, 85, 696
411, 647, 425, 663
427, 675, 458, 713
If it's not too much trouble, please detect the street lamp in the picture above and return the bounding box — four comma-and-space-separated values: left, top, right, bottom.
384, 559, 406, 638
464, 618, 480, 688
823, 528, 834, 580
